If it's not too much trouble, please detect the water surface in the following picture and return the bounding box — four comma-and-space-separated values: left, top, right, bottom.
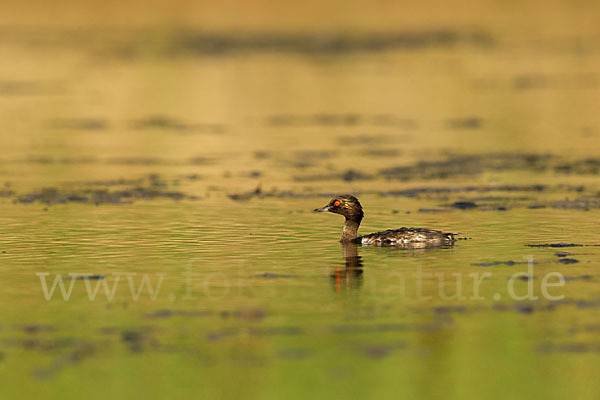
1, 7, 600, 399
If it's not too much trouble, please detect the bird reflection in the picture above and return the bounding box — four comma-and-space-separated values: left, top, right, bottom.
330, 242, 363, 292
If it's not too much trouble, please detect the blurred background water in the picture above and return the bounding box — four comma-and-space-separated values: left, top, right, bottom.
1, 1, 600, 399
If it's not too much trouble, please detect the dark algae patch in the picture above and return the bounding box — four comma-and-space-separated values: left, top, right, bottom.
558, 258, 580, 264
267, 113, 416, 127
254, 272, 295, 279
15, 187, 191, 205
451, 201, 478, 209
130, 115, 224, 134
68, 275, 105, 281
120, 328, 161, 352
171, 29, 494, 56
13, 174, 197, 205
145, 310, 213, 319
0, 156, 215, 166
382, 184, 553, 196
283, 153, 600, 183
33, 342, 97, 379
472, 260, 536, 267
535, 342, 600, 354
18, 324, 55, 334
0, 28, 495, 60
379, 153, 553, 181
293, 170, 374, 182
562, 275, 593, 281
555, 251, 571, 257
526, 243, 590, 248
227, 185, 265, 201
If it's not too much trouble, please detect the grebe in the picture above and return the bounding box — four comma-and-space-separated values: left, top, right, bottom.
313, 195, 457, 247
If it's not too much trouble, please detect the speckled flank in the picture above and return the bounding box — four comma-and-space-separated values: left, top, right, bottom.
357, 228, 456, 247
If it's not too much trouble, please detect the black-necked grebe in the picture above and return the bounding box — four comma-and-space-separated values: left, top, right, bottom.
313, 195, 458, 247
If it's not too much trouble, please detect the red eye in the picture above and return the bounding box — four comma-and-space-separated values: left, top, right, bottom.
333, 200, 341, 207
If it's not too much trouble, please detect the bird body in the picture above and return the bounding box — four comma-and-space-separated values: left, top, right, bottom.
314, 195, 457, 247
355, 227, 455, 247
